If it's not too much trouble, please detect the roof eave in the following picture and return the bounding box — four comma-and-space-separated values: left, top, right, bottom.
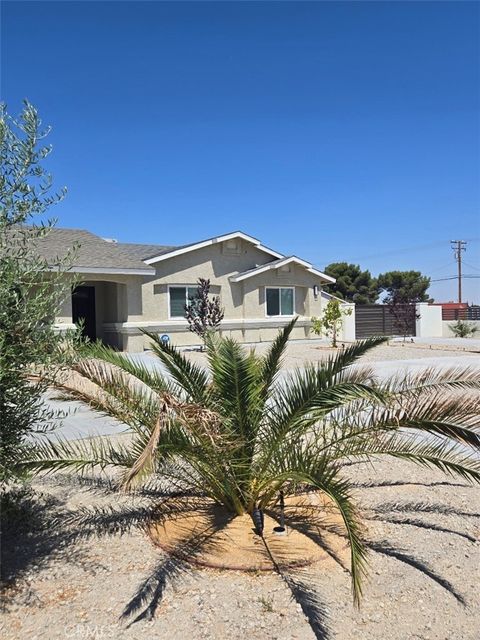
47, 266, 154, 276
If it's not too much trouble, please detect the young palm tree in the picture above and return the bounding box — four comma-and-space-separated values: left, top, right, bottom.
26, 318, 480, 611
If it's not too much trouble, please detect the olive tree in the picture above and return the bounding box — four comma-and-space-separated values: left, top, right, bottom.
0, 100, 74, 484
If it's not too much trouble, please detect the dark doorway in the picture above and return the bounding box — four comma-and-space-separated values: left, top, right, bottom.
72, 286, 96, 341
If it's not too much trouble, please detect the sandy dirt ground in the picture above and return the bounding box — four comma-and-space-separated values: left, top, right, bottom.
2, 460, 479, 640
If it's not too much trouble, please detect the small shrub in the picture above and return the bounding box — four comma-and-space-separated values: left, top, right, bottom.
449, 319, 478, 338
311, 298, 352, 347
185, 278, 224, 344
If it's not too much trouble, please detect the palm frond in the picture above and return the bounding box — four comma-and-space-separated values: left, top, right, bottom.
77, 341, 174, 394
208, 336, 263, 445
259, 375, 388, 467
260, 317, 297, 396
143, 331, 209, 403
318, 337, 387, 380
262, 457, 368, 605
20, 435, 134, 475
271, 363, 387, 427
363, 391, 480, 448
55, 364, 160, 434
341, 433, 480, 484
381, 365, 480, 395
310, 474, 367, 605
122, 412, 164, 490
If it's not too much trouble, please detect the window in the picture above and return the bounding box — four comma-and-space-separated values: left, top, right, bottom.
169, 286, 199, 318
266, 287, 294, 317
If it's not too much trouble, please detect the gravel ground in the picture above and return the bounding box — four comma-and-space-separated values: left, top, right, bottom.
2, 459, 479, 640
178, 339, 480, 371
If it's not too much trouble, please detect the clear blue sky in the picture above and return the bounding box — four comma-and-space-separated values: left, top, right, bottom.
2, 1, 479, 302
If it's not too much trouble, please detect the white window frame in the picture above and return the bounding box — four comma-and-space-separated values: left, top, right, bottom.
265, 286, 295, 318
167, 285, 199, 320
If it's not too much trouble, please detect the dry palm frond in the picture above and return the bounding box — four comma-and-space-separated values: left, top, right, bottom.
122, 411, 165, 491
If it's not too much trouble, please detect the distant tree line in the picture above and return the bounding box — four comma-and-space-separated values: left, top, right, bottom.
324, 262, 432, 306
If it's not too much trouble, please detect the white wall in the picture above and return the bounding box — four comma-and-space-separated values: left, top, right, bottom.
415, 303, 443, 338
340, 302, 356, 341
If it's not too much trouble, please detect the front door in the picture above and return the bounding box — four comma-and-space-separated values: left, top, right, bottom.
72, 286, 96, 341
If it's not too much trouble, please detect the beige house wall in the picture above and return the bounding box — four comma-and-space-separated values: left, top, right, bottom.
55, 239, 335, 351
121, 241, 329, 350
140, 240, 274, 322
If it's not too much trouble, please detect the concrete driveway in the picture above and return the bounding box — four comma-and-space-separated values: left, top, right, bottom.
42, 351, 480, 442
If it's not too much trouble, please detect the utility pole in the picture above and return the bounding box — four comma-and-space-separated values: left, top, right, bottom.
450, 240, 467, 304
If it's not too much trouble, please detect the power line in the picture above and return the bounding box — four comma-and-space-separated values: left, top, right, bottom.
322, 237, 480, 267
451, 240, 467, 303
430, 274, 479, 282
428, 262, 459, 275
462, 260, 480, 272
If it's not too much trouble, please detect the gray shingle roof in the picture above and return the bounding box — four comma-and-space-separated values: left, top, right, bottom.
9, 227, 291, 276
116, 242, 179, 261
27, 228, 155, 273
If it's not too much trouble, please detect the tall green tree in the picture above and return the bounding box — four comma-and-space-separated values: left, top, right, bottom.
377, 270, 432, 304
0, 100, 73, 484
324, 262, 379, 304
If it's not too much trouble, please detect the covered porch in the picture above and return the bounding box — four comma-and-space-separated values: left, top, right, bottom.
56, 275, 144, 350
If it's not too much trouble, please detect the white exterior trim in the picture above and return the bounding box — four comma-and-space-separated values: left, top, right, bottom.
264, 286, 296, 318
145, 231, 283, 265
321, 290, 348, 302
48, 266, 153, 276
230, 256, 335, 283
306, 267, 335, 282
102, 317, 312, 335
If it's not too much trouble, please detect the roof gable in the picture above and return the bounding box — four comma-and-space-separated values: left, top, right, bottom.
230, 256, 335, 283
144, 231, 283, 265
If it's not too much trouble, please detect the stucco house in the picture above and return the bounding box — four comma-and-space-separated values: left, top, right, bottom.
37, 227, 351, 351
